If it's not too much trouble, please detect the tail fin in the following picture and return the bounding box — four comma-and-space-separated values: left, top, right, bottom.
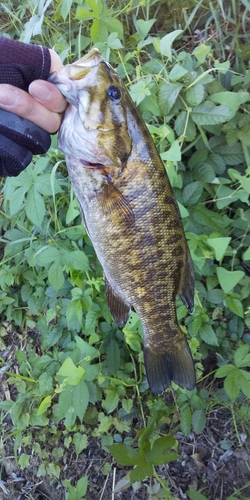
144, 337, 195, 396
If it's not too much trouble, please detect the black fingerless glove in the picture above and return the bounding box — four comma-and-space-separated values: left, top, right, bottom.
0, 37, 52, 176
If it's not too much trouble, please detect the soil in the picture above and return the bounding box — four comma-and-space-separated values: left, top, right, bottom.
0, 333, 250, 500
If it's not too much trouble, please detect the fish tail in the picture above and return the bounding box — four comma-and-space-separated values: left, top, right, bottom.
144, 332, 195, 396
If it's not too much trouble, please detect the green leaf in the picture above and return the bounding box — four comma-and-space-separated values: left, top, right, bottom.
108, 444, 141, 466
73, 432, 88, 455
57, 358, 85, 385
200, 324, 218, 346
26, 188, 45, 227
48, 261, 64, 291
182, 181, 203, 205
188, 491, 209, 500
215, 365, 235, 378
209, 92, 239, 116
72, 379, 89, 421
158, 83, 183, 114
37, 396, 52, 416
192, 101, 233, 125
136, 18, 156, 39
224, 370, 240, 401
159, 30, 183, 60
186, 84, 205, 106
147, 451, 179, 466
180, 403, 191, 437
234, 345, 250, 368
90, 18, 108, 43
243, 247, 250, 261
103, 388, 119, 413
60, 0, 73, 20
169, 64, 188, 80
161, 140, 181, 161
216, 268, 244, 294
206, 237, 231, 261
225, 295, 244, 318
106, 338, 120, 376
75, 476, 88, 496
130, 463, 153, 483
192, 409, 206, 434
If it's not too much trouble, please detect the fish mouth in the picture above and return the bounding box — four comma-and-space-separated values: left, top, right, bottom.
48, 49, 102, 85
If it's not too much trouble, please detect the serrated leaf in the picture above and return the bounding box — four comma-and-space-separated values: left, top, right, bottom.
147, 451, 179, 466
209, 92, 239, 116
161, 140, 181, 161
207, 237, 231, 261
200, 324, 218, 346
188, 150, 208, 170
106, 338, 120, 376
72, 379, 89, 421
57, 357, 85, 385
158, 83, 183, 114
169, 63, 188, 80
226, 296, 244, 318
192, 101, 233, 125
26, 188, 45, 227
103, 388, 119, 413
108, 444, 141, 466
90, 18, 108, 43
182, 181, 203, 205
191, 315, 202, 335
234, 345, 250, 367
192, 409, 206, 434
224, 370, 240, 401
180, 403, 191, 437
48, 261, 64, 291
216, 268, 244, 294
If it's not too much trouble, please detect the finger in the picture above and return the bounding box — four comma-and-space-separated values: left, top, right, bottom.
29, 80, 67, 113
49, 49, 64, 73
0, 84, 62, 133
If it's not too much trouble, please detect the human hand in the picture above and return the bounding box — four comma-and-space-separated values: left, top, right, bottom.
0, 50, 67, 133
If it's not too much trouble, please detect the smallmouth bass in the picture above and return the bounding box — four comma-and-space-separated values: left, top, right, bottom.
49, 49, 196, 395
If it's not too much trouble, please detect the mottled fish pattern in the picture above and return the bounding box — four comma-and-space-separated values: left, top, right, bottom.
49, 49, 196, 395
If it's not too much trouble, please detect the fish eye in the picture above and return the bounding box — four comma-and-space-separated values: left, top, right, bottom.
107, 85, 121, 101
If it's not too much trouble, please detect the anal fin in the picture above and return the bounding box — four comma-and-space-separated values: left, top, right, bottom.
105, 277, 131, 327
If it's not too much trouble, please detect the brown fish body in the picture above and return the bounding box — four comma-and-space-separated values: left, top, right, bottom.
50, 50, 196, 395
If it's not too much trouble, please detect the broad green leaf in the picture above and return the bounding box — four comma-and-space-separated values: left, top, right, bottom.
57, 357, 85, 385
60, 0, 73, 20
188, 150, 208, 170
72, 379, 89, 421
73, 432, 88, 455
130, 463, 153, 483
192, 409, 206, 434
209, 92, 239, 116
224, 370, 240, 401
62, 249, 89, 271
216, 268, 244, 294
182, 181, 203, 205
200, 324, 218, 346
106, 338, 120, 376
161, 140, 181, 162
159, 30, 183, 60
26, 188, 45, 227
148, 435, 176, 459
48, 261, 64, 291
147, 451, 179, 466
90, 19, 108, 43
206, 289, 223, 305
108, 444, 141, 466
180, 403, 191, 437
215, 185, 238, 209
215, 364, 235, 378
75, 336, 99, 359
158, 83, 183, 114
76, 475, 88, 496
188, 491, 209, 500
225, 295, 244, 318
103, 388, 119, 413
234, 345, 250, 368
207, 237, 231, 261
192, 101, 233, 125
35, 246, 60, 266
186, 84, 205, 106
169, 64, 188, 80
191, 315, 202, 335
85, 309, 98, 334
238, 371, 250, 398
37, 396, 52, 416
136, 18, 156, 39
66, 298, 83, 331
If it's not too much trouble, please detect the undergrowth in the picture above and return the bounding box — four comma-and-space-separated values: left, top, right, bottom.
0, 0, 250, 499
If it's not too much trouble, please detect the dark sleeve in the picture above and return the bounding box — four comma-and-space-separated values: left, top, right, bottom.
0, 37, 51, 91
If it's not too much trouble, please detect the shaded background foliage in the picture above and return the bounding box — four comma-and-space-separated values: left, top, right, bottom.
0, 0, 250, 499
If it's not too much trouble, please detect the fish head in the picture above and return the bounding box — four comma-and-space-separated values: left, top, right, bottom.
49, 49, 132, 171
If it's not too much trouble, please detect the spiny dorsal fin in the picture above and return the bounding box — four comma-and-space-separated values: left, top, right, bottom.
97, 182, 134, 224
105, 276, 131, 328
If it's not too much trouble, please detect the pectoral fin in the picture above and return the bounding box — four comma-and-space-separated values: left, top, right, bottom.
97, 182, 134, 224
105, 277, 131, 327
179, 245, 195, 313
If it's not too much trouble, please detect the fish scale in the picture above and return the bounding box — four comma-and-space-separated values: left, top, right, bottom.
49, 48, 196, 395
